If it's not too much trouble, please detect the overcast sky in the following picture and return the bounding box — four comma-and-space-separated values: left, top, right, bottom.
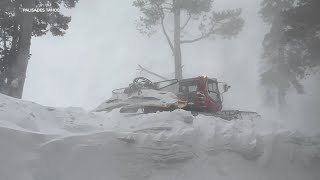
22, 0, 319, 134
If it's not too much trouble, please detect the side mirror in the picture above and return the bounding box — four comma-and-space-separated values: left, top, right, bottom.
223, 84, 231, 93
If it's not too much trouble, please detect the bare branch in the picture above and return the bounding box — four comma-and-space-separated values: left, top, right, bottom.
180, 13, 192, 31
138, 65, 169, 80
160, 12, 174, 53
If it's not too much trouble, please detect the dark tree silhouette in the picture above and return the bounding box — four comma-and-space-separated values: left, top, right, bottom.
0, 0, 79, 98
260, 0, 320, 108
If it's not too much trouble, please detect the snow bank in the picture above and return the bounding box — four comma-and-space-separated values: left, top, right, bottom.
0, 94, 108, 134
0, 94, 319, 180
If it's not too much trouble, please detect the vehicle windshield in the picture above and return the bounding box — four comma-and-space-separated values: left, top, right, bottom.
208, 81, 220, 101
179, 80, 198, 93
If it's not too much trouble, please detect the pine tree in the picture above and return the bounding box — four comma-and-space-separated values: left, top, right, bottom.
260, 0, 298, 108
282, 0, 320, 71
0, 0, 79, 98
133, 0, 244, 80
260, 0, 320, 108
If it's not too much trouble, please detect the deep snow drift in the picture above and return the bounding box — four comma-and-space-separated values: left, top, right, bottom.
0, 94, 319, 180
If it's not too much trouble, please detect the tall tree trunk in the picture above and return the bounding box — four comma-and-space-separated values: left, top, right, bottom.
173, 0, 182, 80
2, 4, 20, 96
6, 21, 19, 92
9, 0, 35, 98
0, 28, 6, 94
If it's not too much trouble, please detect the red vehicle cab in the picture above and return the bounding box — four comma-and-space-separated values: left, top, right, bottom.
178, 76, 223, 112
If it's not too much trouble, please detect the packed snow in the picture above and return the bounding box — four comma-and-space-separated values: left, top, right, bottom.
0, 94, 319, 180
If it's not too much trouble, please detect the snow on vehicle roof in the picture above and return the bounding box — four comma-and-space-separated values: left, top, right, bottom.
94, 89, 179, 112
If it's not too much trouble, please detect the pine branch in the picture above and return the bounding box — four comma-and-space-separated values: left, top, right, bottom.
180, 20, 221, 44
180, 31, 215, 44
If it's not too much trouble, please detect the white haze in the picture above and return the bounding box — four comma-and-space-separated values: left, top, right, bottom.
23, 0, 319, 134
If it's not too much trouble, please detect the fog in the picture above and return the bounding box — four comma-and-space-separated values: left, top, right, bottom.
0, 1, 319, 179
23, 0, 319, 134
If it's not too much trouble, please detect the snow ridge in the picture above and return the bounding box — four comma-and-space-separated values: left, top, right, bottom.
0, 94, 319, 180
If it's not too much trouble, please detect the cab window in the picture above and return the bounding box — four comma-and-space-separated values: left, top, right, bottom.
208, 82, 220, 101
188, 85, 197, 92
208, 82, 218, 93
179, 85, 197, 93
179, 80, 198, 93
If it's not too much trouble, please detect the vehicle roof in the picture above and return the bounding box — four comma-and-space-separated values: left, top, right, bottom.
179, 77, 218, 83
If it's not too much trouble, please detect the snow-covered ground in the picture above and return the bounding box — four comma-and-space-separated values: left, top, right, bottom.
0, 94, 319, 180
